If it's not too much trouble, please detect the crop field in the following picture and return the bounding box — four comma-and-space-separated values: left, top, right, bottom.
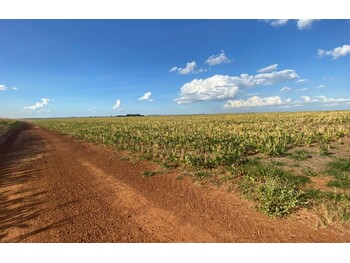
32, 111, 350, 220
0, 119, 20, 138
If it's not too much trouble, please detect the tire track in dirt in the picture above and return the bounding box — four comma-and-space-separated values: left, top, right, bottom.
1, 124, 350, 242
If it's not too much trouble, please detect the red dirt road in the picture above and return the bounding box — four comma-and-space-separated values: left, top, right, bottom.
1, 124, 349, 242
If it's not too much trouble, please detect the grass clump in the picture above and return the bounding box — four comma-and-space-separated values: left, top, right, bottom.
290, 150, 311, 161
239, 159, 309, 217
141, 170, 157, 177
193, 171, 211, 181
324, 158, 350, 189
306, 189, 350, 222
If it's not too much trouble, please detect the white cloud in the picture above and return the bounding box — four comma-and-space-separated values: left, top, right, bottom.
317, 84, 325, 88
257, 64, 278, 73
297, 19, 320, 30
0, 84, 17, 91
280, 87, 292, 93
24, 98, 52, 111
317, 95, 350, 103
138, 91, 152, 101
0, 84, 7, 91
301, 95, 350, 105
224, 94, 350, 109
169, 61, 205, 75
224, 96, 291, 108
89, 108, 96, 113
296, 79, 308, 83
318, 44, 350, 60
253, 69, 299, 85
264, 19, 320, 30
263, 19, 289, 27
205, 51, 231, 66
113, 99, 122, 110
175, 69, 299, 104
175, 75, 240, 104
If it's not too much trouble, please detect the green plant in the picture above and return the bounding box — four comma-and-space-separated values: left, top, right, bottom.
290, 150, 311, 161
319, 144, 331, 156
324, 158, 350, 189
257, 177, 307, 217
304, 169, 318, 177
141, 170, 157, 177
193, 171, 211, 180
239, 161, 309, 217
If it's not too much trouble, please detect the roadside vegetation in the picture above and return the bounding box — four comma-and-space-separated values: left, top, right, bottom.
0, 119, 22, 139
32, 111, 350, 220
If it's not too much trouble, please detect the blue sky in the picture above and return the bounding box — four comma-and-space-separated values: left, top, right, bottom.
0, 19, 349, 118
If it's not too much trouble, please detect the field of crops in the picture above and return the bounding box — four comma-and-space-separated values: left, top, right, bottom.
33, 111, 350, 166
0, 119, 20, 139
32, 111, 350, 218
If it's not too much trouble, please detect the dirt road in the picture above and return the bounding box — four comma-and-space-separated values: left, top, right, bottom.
0, 124, 349, 242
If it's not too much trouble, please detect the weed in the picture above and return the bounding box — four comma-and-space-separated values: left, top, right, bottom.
306, 189, 350, 223
324, 158, 350, 189
193, 171, 211, 180
319, 144, 331, 156
175, 175, 184, 180
304, 169, 318, 177
290, 150, 311, 161
271, 160, 285, 166
239, 160, 309, 217
141, 170, 157, 177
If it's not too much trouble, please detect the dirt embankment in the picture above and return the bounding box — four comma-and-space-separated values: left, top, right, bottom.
0, 124, 349, 242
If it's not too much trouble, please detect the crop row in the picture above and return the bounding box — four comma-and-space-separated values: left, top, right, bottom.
33, 111, 350, 169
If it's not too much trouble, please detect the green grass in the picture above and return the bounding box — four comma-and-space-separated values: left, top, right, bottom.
303, 169, 318, 177
141, 170, 157, 177
324, 158, 350, 189
193, 171, 211, 181
290, 150, 311, 161
239, 159, 310, 217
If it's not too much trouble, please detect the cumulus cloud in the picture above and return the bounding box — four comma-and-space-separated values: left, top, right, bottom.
205, 51, 231, 66
113, 99, 122, 110
175, 69, 299, 104
224, 96, 291, 108
24, 98, 52, 111
169, 61, 205, 75
253, 69, 299, 85
318, 45, 350, 60
280, 87, 292, 93
263, 19, 289, 27
296, 79, 308, 83
317, 84, 325, 88
297, 19, 320, 30
138, 91, 152, 101
257, 64, 278, 73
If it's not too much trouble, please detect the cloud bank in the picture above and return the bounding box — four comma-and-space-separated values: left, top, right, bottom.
175, 69, 299, 104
